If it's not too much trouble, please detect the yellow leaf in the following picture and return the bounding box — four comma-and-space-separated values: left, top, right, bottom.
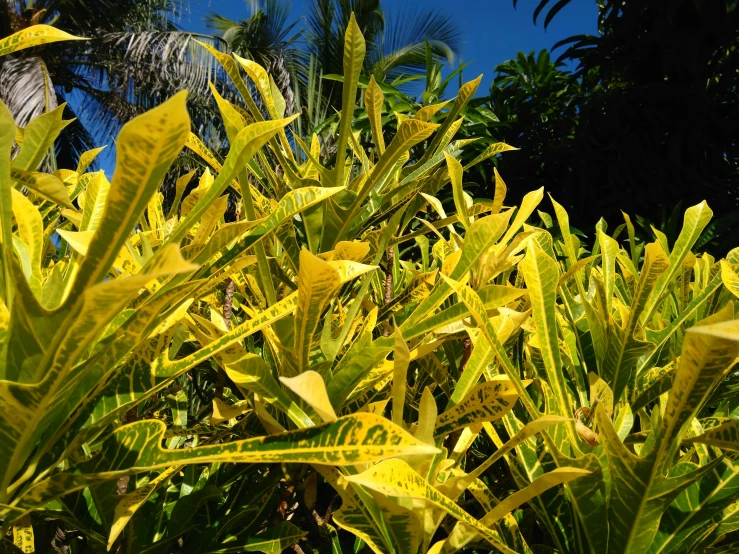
79, 171, 111, 232
75, 145, 106, 174
335, 240, 370, 262
344, 458, 518, 554
334, 13, 366, 189
495, 187, 544, 253
464, 142, 519, 170
0, 24, 85, 57
280, 371, 338, 422
434, 378, 523, 437
12, 514, 34, 553
328, 260, 378, 283
491, 167, 507, 214
11, 168, 73, 208
233, 55, 282, 121
365, 75, 385, 155
56, 229, 140, 275
589, 372, 614, 418
294, 249, 342, 369
414, 100, 451, 122
10, 189, 43, 295
721, 259, 739, 298
70, 91, 191, 297
445, 152, 471, 228
166, 169, 196, 219
414, 386, 437, 446
108, 466, 180, 550
211, 398, 251, 425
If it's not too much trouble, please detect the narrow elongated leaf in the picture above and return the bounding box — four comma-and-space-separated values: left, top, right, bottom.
346, 459, 535, 554
225, 353, 314, 429
434, 379, 522, 437
0, 101, 14, 303
325, 119, 438, 248
12, 104, 70, 172
0, 25, 85, 57
405, 210, 512, 329
108, 466, 181, 549
643, 201, 712, 321
521, 241, 572, 424
602, 242, 669, 401
11, 169, 72, 208
314, 465, 393, 554
650, 459, 739, 554
294, 249, 342, 370
445, 152, 470, 228
70, 92, 190, 297
491, 167, 507, 214
438, 468, 591, 553
10, 414, 439, 516
334, 13, 366, 189
686, 420, 739, 450
401, 284, 526, 340
10, 189, 43, 294
168, 115, 299, 246
365, 75, 385, 155
76, 146, 106, 174
0, 245, 196, 495
392, 327, 410, 426
211, 521, 307, 554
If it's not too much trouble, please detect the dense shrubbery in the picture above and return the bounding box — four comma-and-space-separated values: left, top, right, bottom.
2, 20, 739, 554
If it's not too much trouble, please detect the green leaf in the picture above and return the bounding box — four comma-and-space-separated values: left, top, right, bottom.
392, 327, 410, 426
8, 414, 439, 518
434, 379, 522, 437
334, 13, 366, 189
365, 75, 385, 155
602, 242, 670, 401
210, 521, 307, 554
294, 249, 342, 370
686, 420, 739, 450
10, 169, 73, 208
0, 101, 14, 303
315, 465, 394, 554
650, 459, 739, 553
225, 353, 314, 428
643, 201, 713, 322
520, 241, 573, 430
436, 467, 591, 553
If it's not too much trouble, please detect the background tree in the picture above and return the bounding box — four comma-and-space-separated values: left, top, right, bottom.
0, 0, 226, 167
206, 0, 304, 116
304, 0, 462, 109
486, 0, 739, 252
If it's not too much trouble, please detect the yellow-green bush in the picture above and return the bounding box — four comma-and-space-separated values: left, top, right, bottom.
2, 17, 739, 554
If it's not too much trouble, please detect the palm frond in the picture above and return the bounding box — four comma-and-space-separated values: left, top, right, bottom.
371, 5, 460, 81
88, 31, 226, 96
0, 55, 57, 126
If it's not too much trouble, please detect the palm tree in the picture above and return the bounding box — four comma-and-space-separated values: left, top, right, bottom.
205, 0, 304, 117
204, 0, 461, 128
0, 0, 227, 167
306, 0, 462, 108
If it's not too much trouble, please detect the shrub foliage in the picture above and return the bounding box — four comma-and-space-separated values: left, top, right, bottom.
2, 17, 739, 554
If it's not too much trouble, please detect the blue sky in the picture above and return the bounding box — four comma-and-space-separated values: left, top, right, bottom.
93, 0, 598, 172
182, 0, 599, 96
